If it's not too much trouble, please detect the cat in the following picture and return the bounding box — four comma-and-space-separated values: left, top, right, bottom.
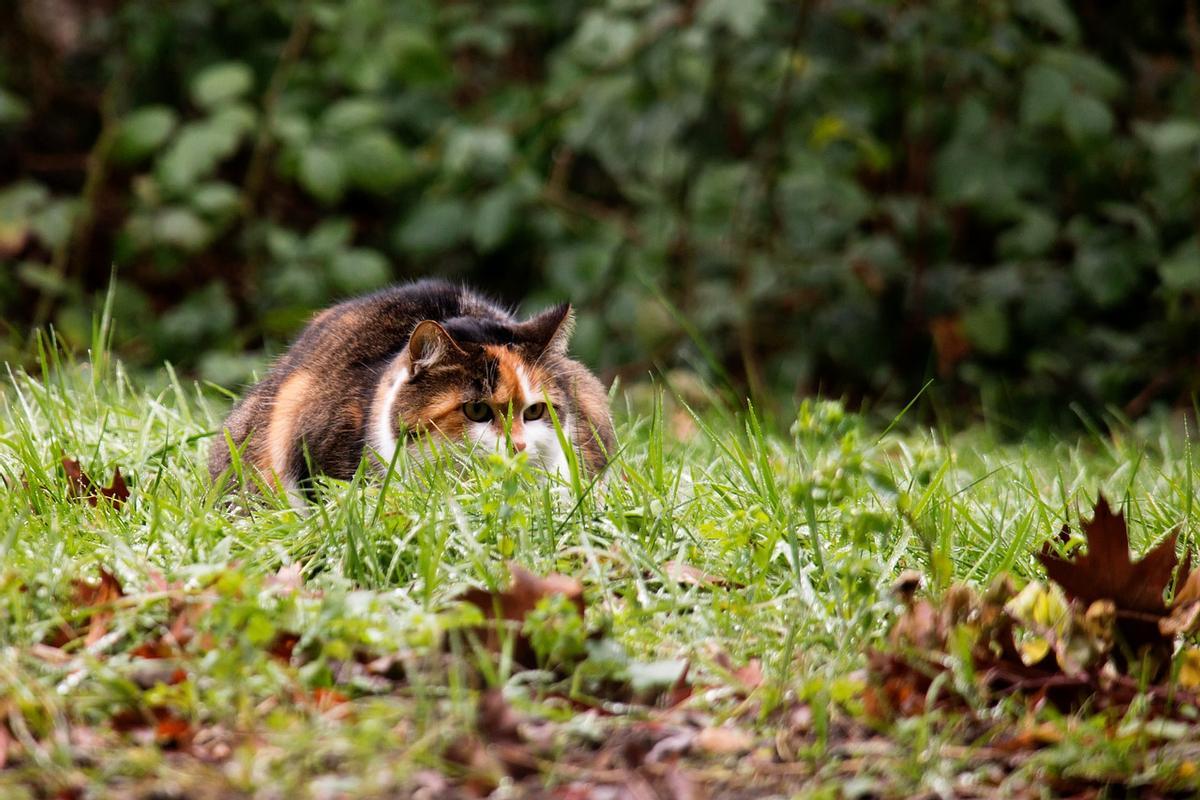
208, 279, 615, 500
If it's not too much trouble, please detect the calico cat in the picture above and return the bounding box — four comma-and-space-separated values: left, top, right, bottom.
208, 280, 615, 499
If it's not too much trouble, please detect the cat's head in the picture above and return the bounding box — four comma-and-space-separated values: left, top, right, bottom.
378, 304, 575, 470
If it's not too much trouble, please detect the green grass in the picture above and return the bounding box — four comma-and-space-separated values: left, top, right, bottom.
2, 335, 1199, 797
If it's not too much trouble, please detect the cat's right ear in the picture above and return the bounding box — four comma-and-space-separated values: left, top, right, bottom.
406, 321, 464, 373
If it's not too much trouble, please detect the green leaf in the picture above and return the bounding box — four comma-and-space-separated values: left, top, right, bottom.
16, 262, 70, 295
29, 199, 77, 249
113, 106, 178, 163
158, 282, 235, 347
689, 162, 749, 238
0, 87, 30, 126
319, 98, 386, 138
1013, 0, 1079, 40
190, 181, 241, 219
1020, 65, 1070, 128
1042, 48, 1123, 100
394, 199, 468, 254
962, 304, 1010, 355
156, 120, 246, 193
1062, 93, 1114, 143
444, 126, 514, 178
298, 145, 346, 204
329, 248, 391, 294
344, 131, 415, 194
1137, 119, 1200, 155
1160, 238, 1200, 292
154, 207, 211, 252
1074, 242, 1140, 307
307, 218, 354, 256
191, 62, 254, 109
998, 210, 1058, 258
699, 0, 767, 37
386, 28, 450, 84
472, 187, 519, 252
571, 12, 639, 66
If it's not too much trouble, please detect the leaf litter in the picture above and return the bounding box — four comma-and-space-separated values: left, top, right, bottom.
15, 495, 1200, 796
61, 457, 130, 508
867, 494, 1200, 795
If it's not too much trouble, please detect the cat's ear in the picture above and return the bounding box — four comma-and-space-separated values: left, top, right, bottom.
522, 303, 574, 356
406, 320, 465, 372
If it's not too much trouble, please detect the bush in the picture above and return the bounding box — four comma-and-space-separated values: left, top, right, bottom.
1, 0, 1199, 414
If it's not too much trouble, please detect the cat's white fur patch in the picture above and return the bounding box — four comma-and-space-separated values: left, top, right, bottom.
514, 363, 572, 475
370, 360, 571, 479
369, 366, 409, 469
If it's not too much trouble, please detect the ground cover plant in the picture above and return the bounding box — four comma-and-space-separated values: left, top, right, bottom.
3, 326, 1200, 798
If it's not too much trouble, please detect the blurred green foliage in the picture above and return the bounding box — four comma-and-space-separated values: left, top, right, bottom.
1, 0, 1199, 412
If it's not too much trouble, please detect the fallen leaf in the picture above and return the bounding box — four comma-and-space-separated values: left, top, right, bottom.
62, 458, 91, 499
310, 687, 348, 711
663, 660, 693, 707
456, 562, 585, 666
72, 567, 124, 648
710, 650, 763, 694
61, 458, 130, 509
694, 726, 754, 755
267, 631, 300, 662
929, 315, 970, 377
154, 714, 192, 749
477, 688, 524, 743
30, 643, 72, 665
100, 467, 130, 507
1038, 495, 1177, 615
662, 765, 702, 800
265, 562, 304, 593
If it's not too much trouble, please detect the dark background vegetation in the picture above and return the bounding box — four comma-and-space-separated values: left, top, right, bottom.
2, 0, 1199, 417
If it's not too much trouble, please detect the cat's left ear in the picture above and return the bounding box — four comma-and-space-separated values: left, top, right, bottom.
522, 303, 574, 356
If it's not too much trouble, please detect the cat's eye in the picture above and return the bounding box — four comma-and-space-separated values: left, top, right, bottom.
462, 401, 493, 422
523, 402, 547, 422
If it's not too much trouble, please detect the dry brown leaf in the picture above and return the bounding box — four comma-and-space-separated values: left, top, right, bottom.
477, 688, 524, 743
929, 315, 970, 377
710, 650, 763, 695
30, 643, 72, 664
154, 714, 192, 749
72, 567, 124, 648
693, 726, 754, 755
310, 687, 349, 711
1038, 495, 1178, 615
265, 563, 304, 593
267, 631, 300, 662
457, 562, 585, 666
461, 563, 584, 621
61, 458, 130, 509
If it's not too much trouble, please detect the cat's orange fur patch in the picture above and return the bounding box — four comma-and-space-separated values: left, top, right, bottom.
484, 346, 527, 406
263, 369, 315, 484
404, 389, 466, 438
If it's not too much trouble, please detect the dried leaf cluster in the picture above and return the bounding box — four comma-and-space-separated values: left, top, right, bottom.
871, 496, 1200, 722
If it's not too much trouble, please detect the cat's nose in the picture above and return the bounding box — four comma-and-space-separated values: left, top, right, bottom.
511, 438, 527, 453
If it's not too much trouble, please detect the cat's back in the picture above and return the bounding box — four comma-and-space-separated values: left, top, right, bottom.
283, 279, 511, 369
